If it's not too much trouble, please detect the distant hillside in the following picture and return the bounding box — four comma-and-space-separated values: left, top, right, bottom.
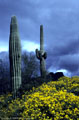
0, 51, 9, 61
0, 76, 79, 119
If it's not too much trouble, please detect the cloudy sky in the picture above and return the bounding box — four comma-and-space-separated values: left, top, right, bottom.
0, 0, 79, 76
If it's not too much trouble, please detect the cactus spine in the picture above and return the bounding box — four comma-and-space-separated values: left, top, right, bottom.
36, 25, 47, 77
9, 16, 21, 97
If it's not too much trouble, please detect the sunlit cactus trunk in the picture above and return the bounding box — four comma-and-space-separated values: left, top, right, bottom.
36, 25, 47, 77
9, 16, 21, 98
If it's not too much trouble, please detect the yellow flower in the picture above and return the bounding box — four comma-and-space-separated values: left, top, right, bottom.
65, 115, 69, 119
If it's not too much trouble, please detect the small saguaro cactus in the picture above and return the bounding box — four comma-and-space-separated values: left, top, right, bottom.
36, 25, 47, 77
9, 16, 21, 98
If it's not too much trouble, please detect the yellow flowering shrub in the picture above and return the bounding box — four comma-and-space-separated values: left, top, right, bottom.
20, 90, 79, 120
0, 76, 79, 120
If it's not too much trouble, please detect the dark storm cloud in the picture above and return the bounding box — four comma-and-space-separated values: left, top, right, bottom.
50, 39, 79, 56
1, 0, 79, 42
47, 52, 79, 76
58, 54, 79, 76
0, 0, 39, 39
46, 39, 79, 76
59, 54, 79, 72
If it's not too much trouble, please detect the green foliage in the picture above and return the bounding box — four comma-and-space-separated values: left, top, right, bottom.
0, 76, 79, 120
9, 16, 22, 97
36, 25, 47, 77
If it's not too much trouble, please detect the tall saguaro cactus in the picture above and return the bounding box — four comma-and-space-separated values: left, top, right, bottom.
36, 25, 47, 77
9, 16, 21, 97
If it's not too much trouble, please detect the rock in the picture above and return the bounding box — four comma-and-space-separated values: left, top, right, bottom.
54, 72, 64, 80
46, 72, 55, 80
46, 72, 64, 81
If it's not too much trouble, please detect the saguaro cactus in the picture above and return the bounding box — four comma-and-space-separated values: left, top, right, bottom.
9, 16, 21, 97
36, 25, 47, 77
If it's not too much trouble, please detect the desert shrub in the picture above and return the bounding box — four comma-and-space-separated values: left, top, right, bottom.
22, 51, 39, 85
0, 76, 79, 120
